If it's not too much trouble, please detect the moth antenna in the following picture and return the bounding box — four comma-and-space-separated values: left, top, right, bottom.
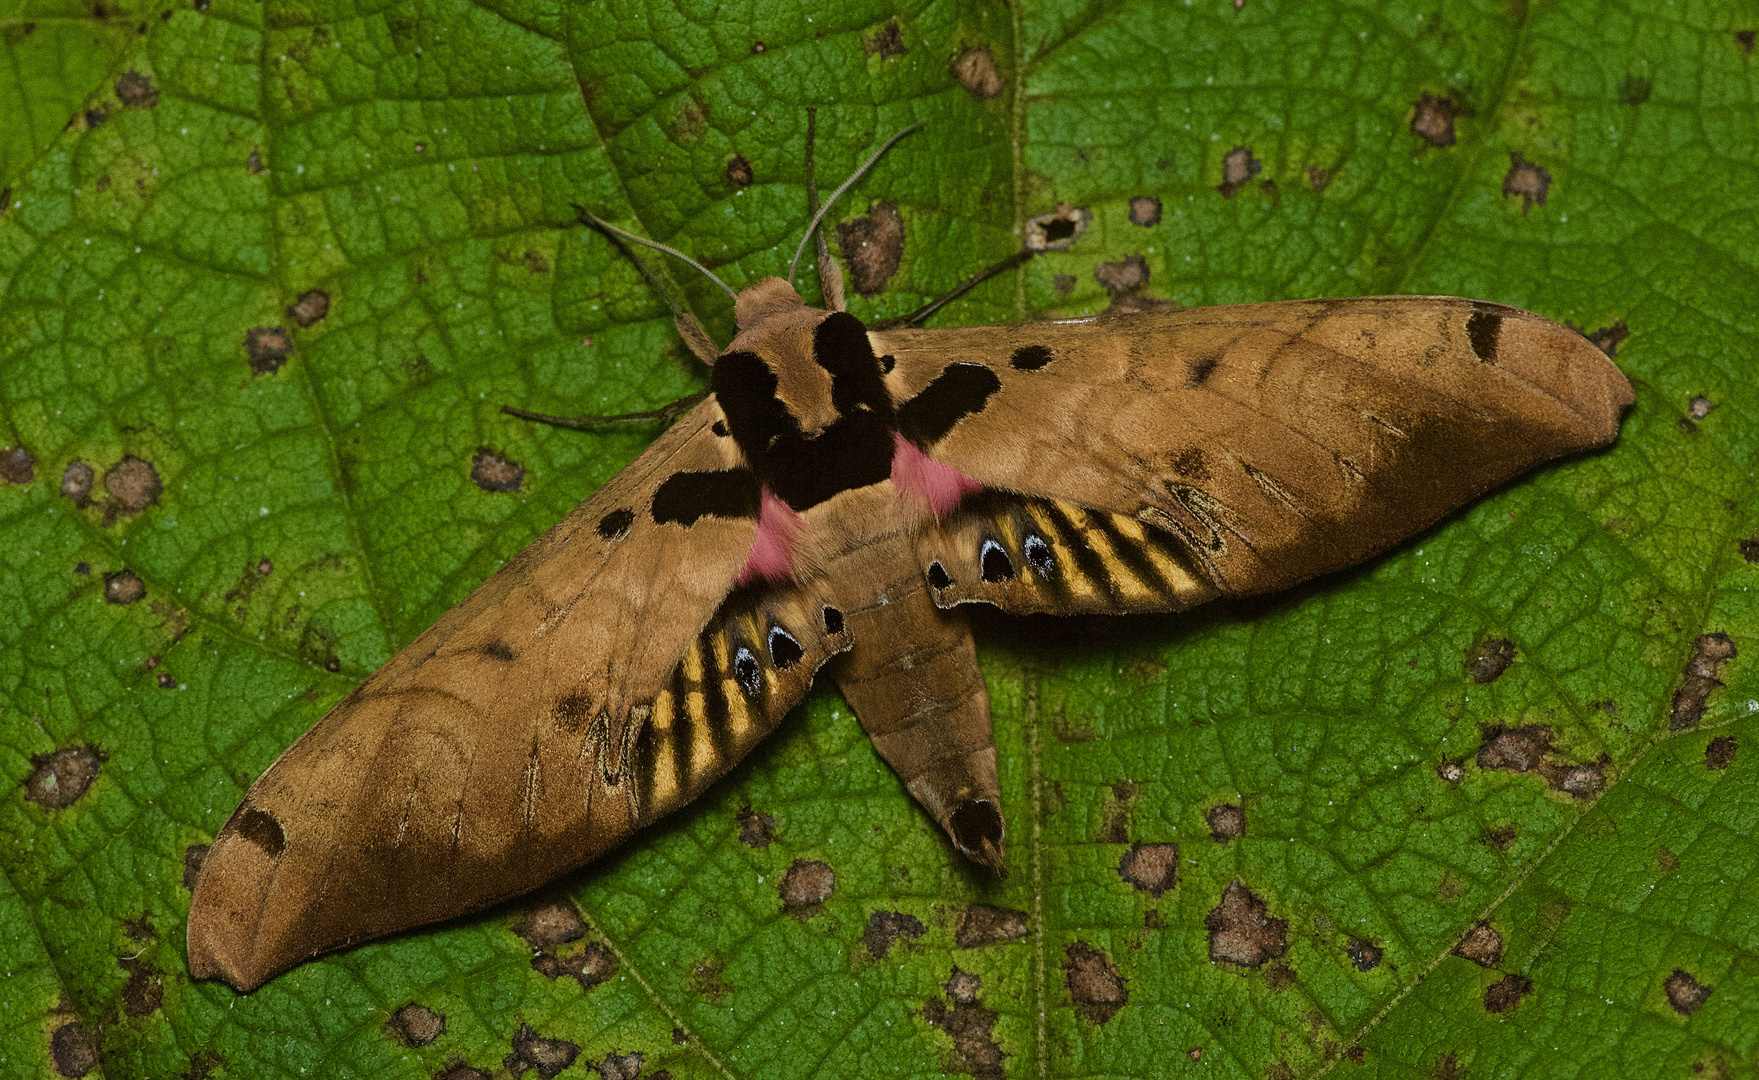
501, 391, 708, 430
576, 208, 739, 305
787, 120, 924, 287
802, 108, 846, 312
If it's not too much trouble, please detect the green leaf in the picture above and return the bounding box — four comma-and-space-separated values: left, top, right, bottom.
2, 1, 1754, 1077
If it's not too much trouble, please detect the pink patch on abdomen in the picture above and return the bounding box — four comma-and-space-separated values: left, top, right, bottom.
891, 431, 983, 518
738, 487, 804, 585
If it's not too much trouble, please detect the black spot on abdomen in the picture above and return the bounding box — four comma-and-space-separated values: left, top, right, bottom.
652, 469, 762, 526
897, 363, 1002, 445
1011, 344, 1053, 371
1467, 306, 1502, 364
233, 806, 285, 858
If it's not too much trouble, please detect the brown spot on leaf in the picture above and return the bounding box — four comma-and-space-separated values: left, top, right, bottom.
119, 955, 163, 1016
1502, 153, 1551, 212
286, 289, 330, 327
244, 326, 291, 374
1347, 938, 1383, 971
725, 153, 753, 188
1099, 779, 1137, 843
1205, 879, 1288, 967
1117, 842, 1178, 897
183, 1049, 224, 1080
25, 745, 104, 809
246, 147, 264, 174
1690, 395, 1716, 420
1306, 165, 1333, 191
1666, 968, 1712, 1015
1052, 273, 1076, 293
1433, 1051, 1467, 1080
1063, 941, 1128, 1023
388, 1003, 446, 1046
1187, 1048, 1203, 1063
863, 19, 906, 58
1024, 202, 1089, 251
779, 858, 835, 912
0, 445, 33, 485
182, 843, 209, 889
115, 69, 159, 107
51, 1021, 96, 1077
735, 803, 774, 847
1105, 294, 1176, 315
503, 1024, 578, 1079
1128, 196, 1162, 226
750, 40, 766, 54
835, 201, 904, 297
61, 461, 93, 503
1618, 75, 1653, 106
863, 910, 926, 959
1466, 636, 1516, 683
1410, 92, 1461, 147
1093, 253, 1149, 296
105, 455, 161, 512
1657, 845, 1680, 873
1706, 735, 1737, 770
1476, 724, 1550, 772
1207, 802, 1245, 842
1579, 319, 1630, 357
1218, 146, 1261, 197
514, 900, 584, 949
1738, 30, 1756, 53
1673, 632, 1738, 729
123, 912, 154, 941
1437, 871, 1468, 902
596, 1051, 645, 1080
435, 1065, 489, 1080
691, 957, 730, 1000
951, 47, 1002, 100
1436, 758, 1465, 785
471, 448, 524, 493
956, 904, 1028, 948
531, 942, 615, 991
1483, 973, 1533, 1013
922, 976, 1004, 1079
1455, 922, 1504, 967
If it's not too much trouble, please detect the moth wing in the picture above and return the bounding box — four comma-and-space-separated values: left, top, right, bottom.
188, 399, 853, 991
874, 297, 1632, 613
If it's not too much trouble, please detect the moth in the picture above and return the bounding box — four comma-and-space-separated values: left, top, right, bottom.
187, 129, 1633, 992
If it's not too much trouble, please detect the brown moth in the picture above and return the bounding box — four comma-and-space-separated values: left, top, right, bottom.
187, 150, 1633, 992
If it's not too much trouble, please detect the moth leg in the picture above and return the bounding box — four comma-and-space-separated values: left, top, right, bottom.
869, 249, 1035, 330
803, 107, 847, 313
832, 564, 1005, 870
500, 391, 708, 430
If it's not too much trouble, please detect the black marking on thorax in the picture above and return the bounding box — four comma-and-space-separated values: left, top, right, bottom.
1467, 305, 1502, 364
897, 362, 1002, 445
712, 312, 896, 512
652, 469, 762, 526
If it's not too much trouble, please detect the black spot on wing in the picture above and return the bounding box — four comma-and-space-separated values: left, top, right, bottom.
822, 606, 844, 634
481, 640, 516, 662
597, 508, 634, 540
1186, 353, 1220, 386
980, 539, 1014, 582
733, 646, 762, 698
927, 561, 952, 590
711, 419, 729, 437
1467, 306, 1502, 364
768, 626, 803, 669
652, 469, 762, 526
712, 349, 792, 473
233, 806, 285, 858
1010, 344, 1054, 371
552, 692, 596, 735
897, 362, 1002, 445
